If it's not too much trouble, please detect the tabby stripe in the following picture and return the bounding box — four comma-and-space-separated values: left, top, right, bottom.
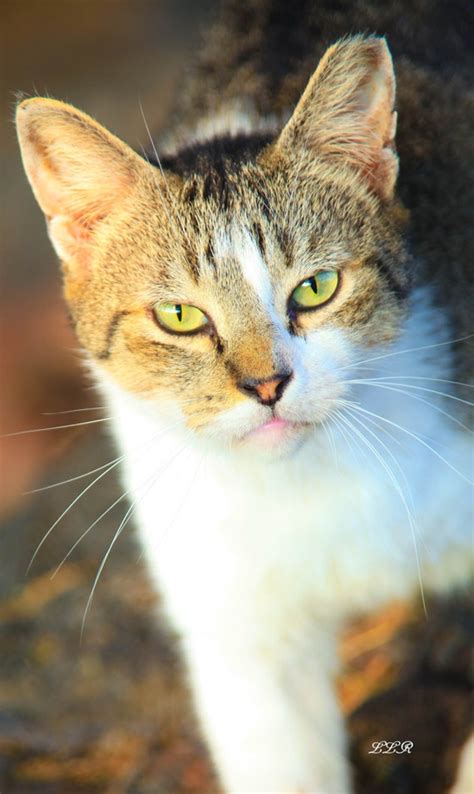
182, 178, 198, 204
375, 258, 410, 301
253, 221, 267, 262
96, 310, 130, 360
277, 227, 293, 268
184, 240, 200, 282
205, 236, 218, 276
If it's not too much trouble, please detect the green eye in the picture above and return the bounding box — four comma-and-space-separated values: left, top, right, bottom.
153, 302, 209, 334
291, 270, 339, 309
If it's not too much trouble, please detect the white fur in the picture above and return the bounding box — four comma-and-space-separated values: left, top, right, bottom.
450, 735, 474, 794
235, 227, 273, 306
94, 287, 472, 794
212, 225, 274, 309
161, 100, 281, 158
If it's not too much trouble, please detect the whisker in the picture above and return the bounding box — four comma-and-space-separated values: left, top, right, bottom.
341, 405, 420, 542
331, 411, 365, 468
321, 417, 339, 469
53, 438, 189, 580
28, 418, 184, 572
349, 378, 474, 408
42, 406, 106, 415
24, 407, 204, 495
339, 334, 473, 373
25, 455, 124, 494
2, 417, 111, 438
51, 486, 131, 578
351, 375, 474, 389
339, 401, 407, 452
80, 497, 140, 644
139, 101, 191, 246
155, 451, 204, 548
370, 381, 474, 408
340, 400, 472, 485
27, 453, 126, 574
348, 380, 472, 434
336, 407, 427, 615
80, 440, 189, 641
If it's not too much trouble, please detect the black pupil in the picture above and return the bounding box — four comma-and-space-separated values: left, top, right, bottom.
175, 304, 183, 321
309, 277, 318, 294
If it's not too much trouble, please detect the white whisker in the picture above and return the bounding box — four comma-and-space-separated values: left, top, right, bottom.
336, 407, 427, 615
138, 100, 191, 246
321, 417, 339, 469
340, 400, 472, 485
352, 375, 474, 389
370, 381, 474, 408
80, 498, 139, 644
339, 333, 473, 373
27, 453, 126, 574
28, 418, 184, 572
331, 411, 365, 468
349, 378, 474, 408
42, 406, 106, 415
80, 440, 190, 641
348, 380, 472, 434
2, 417, 111, 438
25, 455, 123, 494
51, 487, 131, 579
341, 405, 421, 548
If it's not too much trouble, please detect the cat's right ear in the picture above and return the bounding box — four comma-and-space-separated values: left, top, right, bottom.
16, 98, 157, 273
274, 36, 398, 201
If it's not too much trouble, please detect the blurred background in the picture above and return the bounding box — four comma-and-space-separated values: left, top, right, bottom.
1, 2, 472, 793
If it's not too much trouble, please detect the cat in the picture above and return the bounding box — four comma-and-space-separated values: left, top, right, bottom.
16, 0, 473, 791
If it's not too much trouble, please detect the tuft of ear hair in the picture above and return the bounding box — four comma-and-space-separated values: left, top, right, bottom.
277, 36, 398, 201
16, 98, 150, 271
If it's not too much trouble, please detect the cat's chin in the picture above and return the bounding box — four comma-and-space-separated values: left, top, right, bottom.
235, 417, 312, 458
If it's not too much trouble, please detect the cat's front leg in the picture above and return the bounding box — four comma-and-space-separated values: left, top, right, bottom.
182, 618, 352, 794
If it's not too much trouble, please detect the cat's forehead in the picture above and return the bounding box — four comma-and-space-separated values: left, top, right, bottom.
159, 132, 274, 184
151, 134, 380, 292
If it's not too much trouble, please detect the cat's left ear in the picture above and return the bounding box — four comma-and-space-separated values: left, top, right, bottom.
276, 36, 398, 201
16, 98, 155, 272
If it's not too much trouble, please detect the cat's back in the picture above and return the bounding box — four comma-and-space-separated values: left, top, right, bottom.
179, 0, 473, 120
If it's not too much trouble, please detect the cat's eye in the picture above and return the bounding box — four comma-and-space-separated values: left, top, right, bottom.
153, 302, 209, 334
290, 270, 339, 310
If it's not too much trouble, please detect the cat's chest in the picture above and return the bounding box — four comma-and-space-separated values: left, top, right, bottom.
115, 416, 470, 628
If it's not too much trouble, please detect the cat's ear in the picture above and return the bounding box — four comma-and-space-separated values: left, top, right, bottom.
16, 98, 152, 271
276, 36, 398, 201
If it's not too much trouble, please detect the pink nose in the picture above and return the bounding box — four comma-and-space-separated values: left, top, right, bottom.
238, 371, 293, 406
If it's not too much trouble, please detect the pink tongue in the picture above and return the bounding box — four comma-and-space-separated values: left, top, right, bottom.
257, 417, 288, 433
261, 416, 288, 429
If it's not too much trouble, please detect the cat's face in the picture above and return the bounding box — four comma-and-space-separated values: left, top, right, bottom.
16, 36, 409, 455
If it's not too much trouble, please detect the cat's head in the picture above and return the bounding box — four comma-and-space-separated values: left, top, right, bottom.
16, 36, 410, 456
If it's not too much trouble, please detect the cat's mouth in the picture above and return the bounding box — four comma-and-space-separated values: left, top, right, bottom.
238, 415, 312, 450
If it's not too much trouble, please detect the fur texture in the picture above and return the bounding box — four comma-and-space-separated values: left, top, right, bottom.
16, 1, 473, 791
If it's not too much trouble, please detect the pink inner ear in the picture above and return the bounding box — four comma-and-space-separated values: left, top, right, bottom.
48, 214, 95, 271
16, 98, 154, 275
19, 107, 136, 221
23, 145, 63, 218
360, 67, 395, 144
24, 133, 126, 266
29, 148, 117, 223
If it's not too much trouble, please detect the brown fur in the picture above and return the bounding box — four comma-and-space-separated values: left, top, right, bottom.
15, 1, 472, 431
